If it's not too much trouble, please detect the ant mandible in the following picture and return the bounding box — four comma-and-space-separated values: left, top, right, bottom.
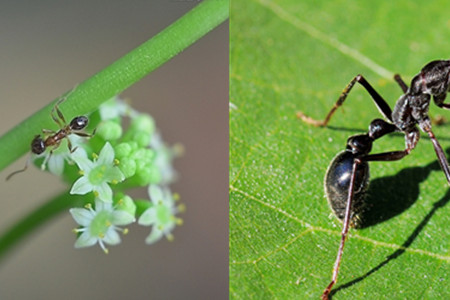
297, 59, 450, 299
6, 95, 94, 180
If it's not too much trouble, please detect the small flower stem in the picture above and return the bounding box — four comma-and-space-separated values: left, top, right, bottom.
0, 0, 228, 171
0, 192, 86, 261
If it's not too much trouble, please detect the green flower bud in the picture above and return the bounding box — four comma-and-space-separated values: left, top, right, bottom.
130, 114, 155, 134
133, 131, 151, 148
113, 193, 137, 217
96, 120, 123, 140
114, 142, 133, 158
118, 157, 137, 178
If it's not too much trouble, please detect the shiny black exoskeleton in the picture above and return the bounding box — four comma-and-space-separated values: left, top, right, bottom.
325, 151, 369, 226
31, 135, 46, 155
69, 115, 89, 131
298, 60, 450, 300
325, 118, 397, 228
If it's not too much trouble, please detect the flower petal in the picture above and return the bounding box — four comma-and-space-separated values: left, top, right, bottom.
144, 227, 164, 245
103, 228, 121, 245
47, 154, 65, 176
97, 142, 114, 166
70, 176, 93, 195
95, 182, 113, 202
71, 148, 93, 172
104, 166, 125, 183
70, 208, 94, 226
94, 198, 113, 211
74, 231, 98, 248
148, 185, 163, 204
160, 188, 174, 206
138, 208, 156, 226
111, 211, 135, 226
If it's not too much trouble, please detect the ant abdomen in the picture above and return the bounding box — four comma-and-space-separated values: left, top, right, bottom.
325, 151, 370, 228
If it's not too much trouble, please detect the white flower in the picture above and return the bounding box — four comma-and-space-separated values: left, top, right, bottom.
149, 132, 181, 185
70, 199, 135, 253
138, 185, 183, 244
99, 96, 138, 120
70, 142, 125, 202
35, 135, 86, 175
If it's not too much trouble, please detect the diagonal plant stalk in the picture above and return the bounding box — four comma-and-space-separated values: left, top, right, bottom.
0, 191, 85, 261
0, 0, 229, 171
0, 0, 228, 259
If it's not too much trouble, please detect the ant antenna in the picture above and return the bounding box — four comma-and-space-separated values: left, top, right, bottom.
6, 156, 31, 181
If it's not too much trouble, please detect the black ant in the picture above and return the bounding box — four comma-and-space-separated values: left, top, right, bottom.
6, 96, 94, 180
297, 60, 450, 299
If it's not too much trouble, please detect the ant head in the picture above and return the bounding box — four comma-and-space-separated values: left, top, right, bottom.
70, 116, 89, 131
31, 135, 45, 154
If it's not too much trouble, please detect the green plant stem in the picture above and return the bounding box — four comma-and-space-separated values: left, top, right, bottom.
0, 192, 85, 261
0, 0, 228, 260
0, 0, 228, 171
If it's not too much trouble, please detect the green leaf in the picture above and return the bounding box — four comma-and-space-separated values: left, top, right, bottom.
230, 1, 450, 299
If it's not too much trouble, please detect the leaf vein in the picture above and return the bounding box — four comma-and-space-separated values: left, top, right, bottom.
230, 185, 450, 262
254, 0, 394, 79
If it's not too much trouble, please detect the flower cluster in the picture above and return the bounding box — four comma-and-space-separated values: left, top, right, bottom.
36, 97, 182, 253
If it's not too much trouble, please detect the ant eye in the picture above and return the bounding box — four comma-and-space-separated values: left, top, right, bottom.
31, 135, 45, 154
70, 116, 88, 130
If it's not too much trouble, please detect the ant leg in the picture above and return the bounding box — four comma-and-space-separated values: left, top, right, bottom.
298, 75, 393, 127
74, 131, 94, 138
433, 94, 450, 109
41, 150, 54, 170
51, 85, 79, 127
427, 95, 449, 125
364, 150, 410, 162
415, 118, 450, 183
323, 129, 416, 298
321, 159, 361, 300
6, 156, 31, 181
423, 128, 450, 184
394, 74, 408, 93
42, 129, 56, 135
51, 97, 67, 127
66, 138, 79, 153
40, 140, 62, 170
364, 128, 420, 162
69, 129, 96, 153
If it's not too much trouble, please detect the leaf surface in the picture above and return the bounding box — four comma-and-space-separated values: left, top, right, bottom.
230, 1, 450, 299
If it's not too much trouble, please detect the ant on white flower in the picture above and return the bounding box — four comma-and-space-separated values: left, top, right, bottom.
7, 95, 94, 180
